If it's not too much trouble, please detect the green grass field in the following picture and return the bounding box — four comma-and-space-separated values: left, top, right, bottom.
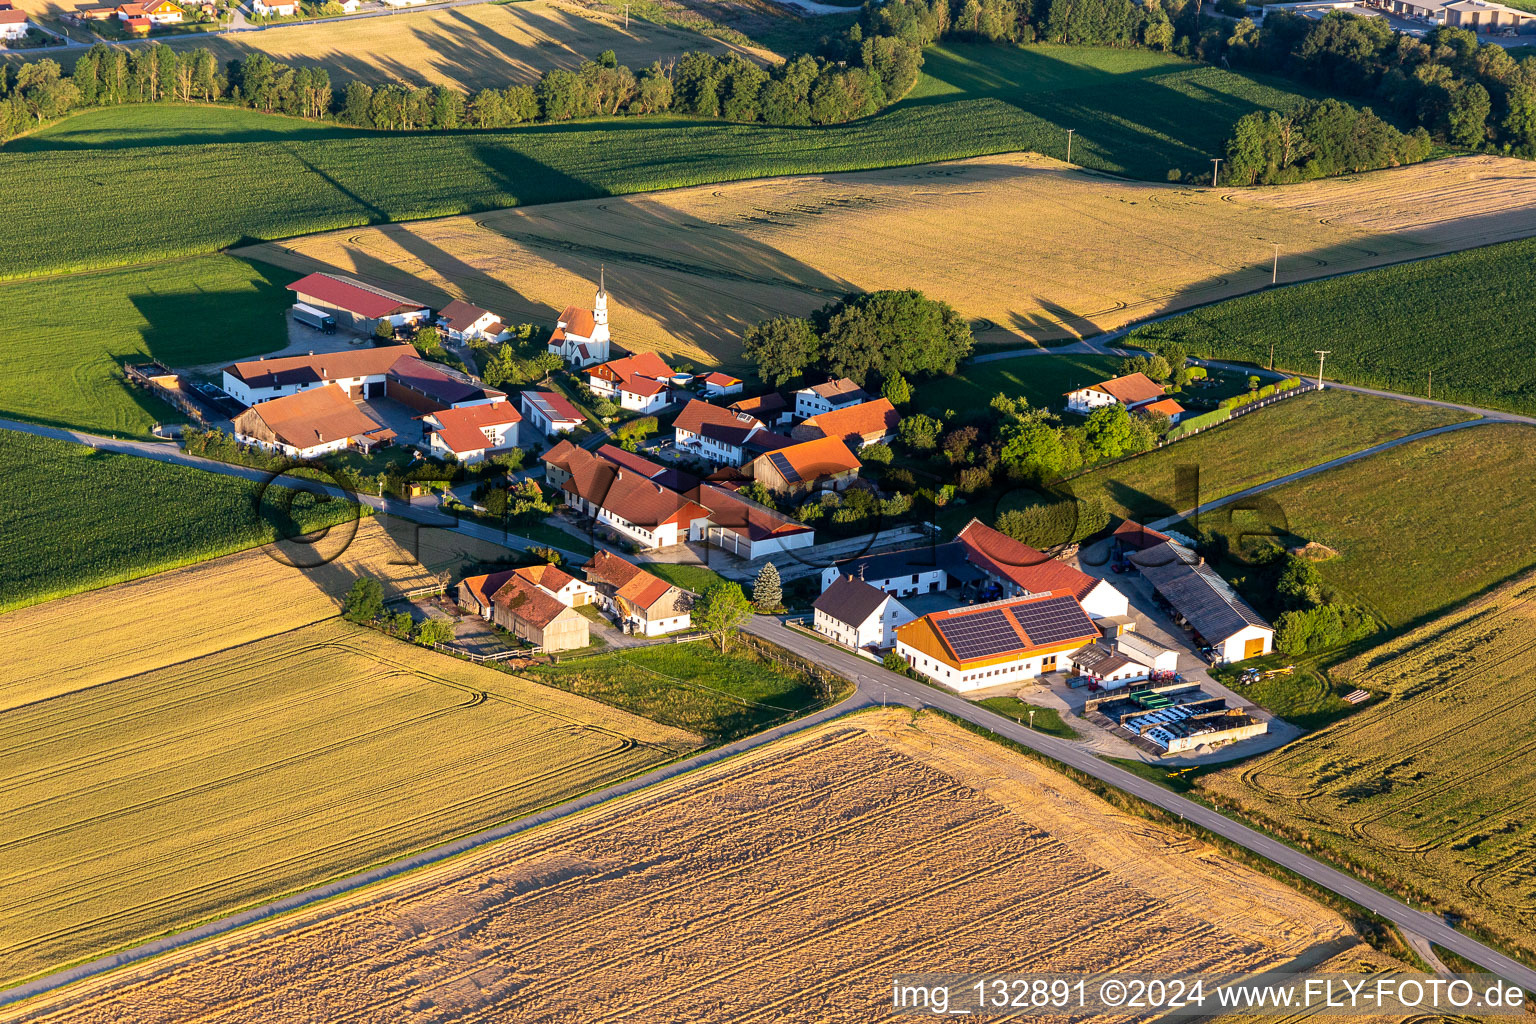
919, 353, 1124, 416
1063, 389, 1475, 523
975, 696, 1078, 739
0, 431, 362, 612
0, 254, 289, 436
521, 642, 842, 740
0, 46, 1317, 278
1195, 422, 1536, 628
641, 561, 731, 594
1130, 235, 1536, 416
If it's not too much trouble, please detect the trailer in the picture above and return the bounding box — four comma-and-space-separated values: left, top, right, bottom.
292, 302, 337, 333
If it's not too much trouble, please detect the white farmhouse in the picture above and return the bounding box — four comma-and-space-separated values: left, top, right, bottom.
813, 576, 915, 651
1064, 372, 1166, 415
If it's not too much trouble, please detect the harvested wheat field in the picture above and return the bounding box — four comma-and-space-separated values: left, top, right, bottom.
166, 0, 774, 91
242, 153, 1536, 366
1204, 570, 1536, 962
0, 618, 697, 988
0, 516, 449, 712
2, 710, 1365, 1022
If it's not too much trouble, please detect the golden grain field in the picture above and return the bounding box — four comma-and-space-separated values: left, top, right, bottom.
15, 0, 772, 89
0, 516, 455, 713
0, 618, 698, 988
0, 710, 1366, 1022
240, 153, 1536, 367
1203, 570, 1536, 960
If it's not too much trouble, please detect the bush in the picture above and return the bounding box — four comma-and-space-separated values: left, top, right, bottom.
342, 576, 384, 623
615, 415, 659, 442
1165, 407, 1231, 439
412, 618, 455, 646
994, 495, 1110, 548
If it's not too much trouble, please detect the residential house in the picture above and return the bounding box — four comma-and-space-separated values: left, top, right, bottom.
895, 593, 1103, 692
1133, 542, 1273, 663
699, 372, 743, 398
287, 271, 430, 334
672, 399, 791, 467
491, 575, 590, 652
792, 378, 870, 420
221, 346, 412, 407
586, 351, 674, 414
792, 398, 899, 450
121, 14, 150, 30
548, 274, 613, 367
543, 440, 659, 489
231, 383, 391, 459
142, 0, 183, 21
1064, 372, 1166, 415
421, 401, 521, 463
813, 576, 915, 651
728, 393, 792, 427
520, 390, 585, 437
251, 0, 296, 14
553, 448, 711, 550
0, 7, 27, 35
821, 542, 986, 599
583, 550, 692, 636
685, 483, 814, 559
435, 300, 507, 343
747, 435, 861, 496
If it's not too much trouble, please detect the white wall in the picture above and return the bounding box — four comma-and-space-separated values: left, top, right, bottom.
1216, 625, 1273, 664
1081, 579, 1130, 620
821, 566, 948, 599
896, 642, 1071, 692
1065, 388, 1117, 415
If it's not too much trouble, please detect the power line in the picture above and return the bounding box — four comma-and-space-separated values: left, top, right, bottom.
1313, 350, 1331, 389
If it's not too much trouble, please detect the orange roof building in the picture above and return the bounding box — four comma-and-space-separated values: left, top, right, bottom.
1138, 397, 1187, 422
1065, 371, 1167, 414
793, 397, 899, 449
422, 400, 521, 462
748, 435, 861, 496
230, 383, 389, 459
894, 592, 1102, 692
582, 550, 692, 636
955, 519, 1129, 620
586, 351, 674, 413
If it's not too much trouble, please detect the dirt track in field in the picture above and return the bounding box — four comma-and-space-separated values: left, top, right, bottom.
240, 152, 1536, 369
1, 711, 1371, 1023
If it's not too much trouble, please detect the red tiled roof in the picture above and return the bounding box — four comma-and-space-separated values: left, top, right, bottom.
223, 345, 415, 388
757, 436, 861, 484
430, 400, 520, 431
956, 519, 1098, 601
674, 399, 762, 439
1112, 519, 1172, 551
233, 383, 384, 450
582, 551, 682, 614
461, 569, 518, 609
702, 372, 741, 387
1140, 398, 1186, 417
805, 378, 867, 401
555, 304, 596, 340
388, 355, 499, 406
799, 398, 899, 444
493, 576, 570, 629
690, 484, 812, 542
560, 451, 710, 529
590, 351, 673, 385
513, 563, 577, 593
622, 374, 669, 398
1072, 372, 1165, 406
0, 8, 26, 19
728, 393, 787, 418
596, 444, 664, 478
288, 272, 427, 319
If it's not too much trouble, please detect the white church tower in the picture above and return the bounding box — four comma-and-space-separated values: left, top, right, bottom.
547, 268, 613, 368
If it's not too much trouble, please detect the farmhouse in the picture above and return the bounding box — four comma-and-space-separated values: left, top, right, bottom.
728, 393, 793, 427
0, 7, 26, 35
543, 439, 654, 489
553, 449, 711, 550
1069, 641, 1153, 688
421, 401, 520, 463
821, 542, 984, 598
747, 436, 861, 496
251, 0, 297, 14
793, 398, 900, 449
672, 400, 791, 467
458, 563, 595, 622
896, 593, 1103, 692
1134, 542, 1273, 663
686, 483, 814, 559
520, 390, 584, 437
287, 272, 430, 335
699, 372, 743, 398
813, 576, 915, 651
956, 520, 1130, 618
491, 576, 590, 652
792, 378, 870, 420
435, 300, 507, 343
548, 275, 613, 367
586, 352, 674, 414
384, 356, 505, 414
231, 383, 390, 459
583, 550, 692, 636
1065, 372, 1166, 415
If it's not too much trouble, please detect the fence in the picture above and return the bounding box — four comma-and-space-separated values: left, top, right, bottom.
124, 362, 212, 427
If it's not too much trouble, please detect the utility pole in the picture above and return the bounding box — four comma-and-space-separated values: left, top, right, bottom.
1065, 128, 1074, 164
1272, 242, 1279, 285
1211, 157, 1222, 188
624, 1, 629, 25
1314, 349, 1331, 389
1428, 369, 1432, 401
1269, 342, 1275, 372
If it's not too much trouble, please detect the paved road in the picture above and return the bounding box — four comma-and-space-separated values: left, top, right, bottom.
0, 685, 875, 1009
1144, 414, 1494, 532
743, 616, 1536, 994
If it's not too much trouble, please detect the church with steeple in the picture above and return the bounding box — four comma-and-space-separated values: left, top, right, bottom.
547, 270, 613, 368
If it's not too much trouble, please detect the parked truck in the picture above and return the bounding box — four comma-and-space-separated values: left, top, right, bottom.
292, 302, 337, 334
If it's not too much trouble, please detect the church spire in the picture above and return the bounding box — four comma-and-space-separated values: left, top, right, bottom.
593, 266, 609, 328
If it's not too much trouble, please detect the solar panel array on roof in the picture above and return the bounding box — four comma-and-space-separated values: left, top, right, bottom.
936, 608, 1019, 660
1010, 595, 1095, 647
767, 450, 801, 484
